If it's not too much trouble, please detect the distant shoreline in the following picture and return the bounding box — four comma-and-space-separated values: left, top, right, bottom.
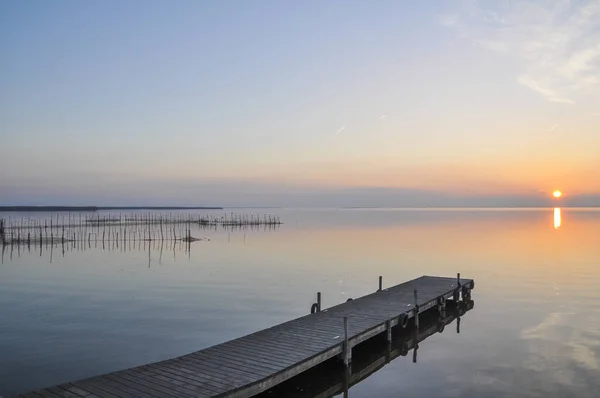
0, 206, 223, 212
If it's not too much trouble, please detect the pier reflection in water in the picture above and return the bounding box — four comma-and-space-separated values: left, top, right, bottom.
259, 300, 474, 398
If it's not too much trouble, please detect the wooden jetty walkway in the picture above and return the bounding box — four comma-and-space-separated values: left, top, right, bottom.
262, 299, 475, 398
14, 275, 474, 398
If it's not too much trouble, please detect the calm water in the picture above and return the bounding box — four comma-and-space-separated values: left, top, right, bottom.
1, 208, 599, 397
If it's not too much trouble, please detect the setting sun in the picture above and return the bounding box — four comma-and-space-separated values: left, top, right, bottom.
553, 190, 562, 198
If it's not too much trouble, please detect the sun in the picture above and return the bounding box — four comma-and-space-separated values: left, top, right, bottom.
553, 190, 562, 198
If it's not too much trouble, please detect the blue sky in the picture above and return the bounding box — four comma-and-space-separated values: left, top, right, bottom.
1, 1, 599, 206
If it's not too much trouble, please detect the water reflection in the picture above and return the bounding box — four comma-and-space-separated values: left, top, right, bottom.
259, 300, 474, 398
554, 208, 561, 230
0, 234, 201, 266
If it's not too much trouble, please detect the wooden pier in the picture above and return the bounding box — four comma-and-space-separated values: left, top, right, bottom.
14, 275, 474, 398
260, 299, 474, 398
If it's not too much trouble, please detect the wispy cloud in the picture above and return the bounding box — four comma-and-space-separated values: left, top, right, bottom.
441, 0, 600, 105
548, 123, 559, 132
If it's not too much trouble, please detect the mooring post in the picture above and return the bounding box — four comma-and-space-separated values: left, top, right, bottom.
342, 364, 350, 398
457, 272, 461, 288
386, 319, 392, 344
414, 289, 419, 329
317, 292, 322, 312
378, 276, 382, 292
412, 330, 419, 363
343, 316, 351, 366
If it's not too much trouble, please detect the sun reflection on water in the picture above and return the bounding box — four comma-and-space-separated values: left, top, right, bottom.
554, 207, 562, 230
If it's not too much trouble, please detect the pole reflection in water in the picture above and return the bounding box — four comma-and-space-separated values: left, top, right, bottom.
258, 300, 475, 398
554, 207, 562, 230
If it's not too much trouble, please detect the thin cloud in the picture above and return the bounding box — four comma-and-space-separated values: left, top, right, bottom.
548, 123, 559, 132
441, 1, 600, 105
518, 76, 575, 105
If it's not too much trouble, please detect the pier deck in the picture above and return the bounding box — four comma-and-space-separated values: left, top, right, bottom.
15, 275, 474, 398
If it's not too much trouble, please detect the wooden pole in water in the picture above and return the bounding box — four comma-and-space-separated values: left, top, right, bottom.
378, 276, 382, 292
0, 219, 5, 245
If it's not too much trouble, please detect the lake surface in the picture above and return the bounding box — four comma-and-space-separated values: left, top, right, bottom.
1, 208, 599, 397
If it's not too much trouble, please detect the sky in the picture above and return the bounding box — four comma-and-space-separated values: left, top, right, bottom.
1, 0, 599, 207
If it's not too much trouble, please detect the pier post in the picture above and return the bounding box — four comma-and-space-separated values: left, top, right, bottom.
342, 365, 350, 398
453, 272, 462, 302
378, 276, 382, 291
343, 316, 351, 366
386, 319, 392, 343
317, 292, 321, 312
413, 289, 419, 329
412, 329, 419, 363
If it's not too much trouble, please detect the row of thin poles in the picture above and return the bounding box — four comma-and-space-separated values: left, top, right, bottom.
4, 212, 281, 230
0, 217, 193, 245
0, 213, 280, 246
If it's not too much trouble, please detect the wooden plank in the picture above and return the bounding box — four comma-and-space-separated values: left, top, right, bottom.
144, 362, 236, 391
25, 391, 61, 398
98, 373, 177, 398
185, 351, 282, 377
12, 276, 473, 398
57, 385, 98, 398
172, 356, 268, 382
45, 386, 87, 398
65, 382, 121, 398
196, 345, 292, 370
116, 368, 210, 397
75, 379, 139, 398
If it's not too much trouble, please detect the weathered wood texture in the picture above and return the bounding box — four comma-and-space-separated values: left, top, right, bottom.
14, 275, 474, 398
